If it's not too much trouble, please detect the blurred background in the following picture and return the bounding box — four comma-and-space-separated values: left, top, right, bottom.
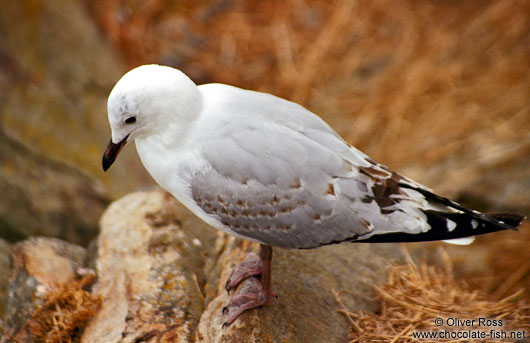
0, 0, 529, 300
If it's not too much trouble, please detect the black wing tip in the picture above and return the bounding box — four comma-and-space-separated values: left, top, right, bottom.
487, 212, 525, 229
356, 210, 525, 244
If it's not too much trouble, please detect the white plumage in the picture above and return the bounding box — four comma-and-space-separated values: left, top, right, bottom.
102, 64, 523, 327
103, 65, 522, 249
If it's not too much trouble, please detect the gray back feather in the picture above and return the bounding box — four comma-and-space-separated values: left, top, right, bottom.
188, 85, 433, 248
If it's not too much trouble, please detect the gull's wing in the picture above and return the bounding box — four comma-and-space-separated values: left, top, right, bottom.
187, 86, 523, 249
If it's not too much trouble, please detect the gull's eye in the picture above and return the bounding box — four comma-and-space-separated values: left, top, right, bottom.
125, 116, 136, 124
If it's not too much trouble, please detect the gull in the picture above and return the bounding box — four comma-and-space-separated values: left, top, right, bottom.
102, 64, 524, 326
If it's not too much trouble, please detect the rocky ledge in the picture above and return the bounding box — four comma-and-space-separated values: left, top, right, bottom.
1, 189, 403, 343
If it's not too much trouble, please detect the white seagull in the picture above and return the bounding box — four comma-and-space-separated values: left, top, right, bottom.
102, 64, 524, 326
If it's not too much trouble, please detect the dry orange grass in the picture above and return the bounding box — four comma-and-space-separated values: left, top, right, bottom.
7, 273, 101, 343
335, 250, 530, 342
455, 222, 530, 302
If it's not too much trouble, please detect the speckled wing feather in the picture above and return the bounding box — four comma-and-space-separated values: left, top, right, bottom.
188, 86, 523, 249
190, 121, 371, 248
189, 120, 419, 247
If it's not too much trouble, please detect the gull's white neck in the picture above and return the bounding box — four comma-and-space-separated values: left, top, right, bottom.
138, 116, 208, 205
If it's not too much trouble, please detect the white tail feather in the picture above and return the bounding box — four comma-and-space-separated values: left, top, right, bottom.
443, 237, 475, 245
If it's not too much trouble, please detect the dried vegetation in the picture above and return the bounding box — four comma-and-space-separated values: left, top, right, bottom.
336, 250, 530, 342
27, 274, 101, 343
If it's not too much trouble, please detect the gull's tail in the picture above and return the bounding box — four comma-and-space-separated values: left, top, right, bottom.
357, 183, 525, 243
358, 211, 524, 243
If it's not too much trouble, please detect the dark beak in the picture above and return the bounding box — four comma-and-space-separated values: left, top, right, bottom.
102, 135, 129, 172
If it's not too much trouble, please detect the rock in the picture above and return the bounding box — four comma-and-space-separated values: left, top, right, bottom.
2, 189, 524, 342
0, 131, 108, 243
83, 189, 402, 343
2, 237, 89, 343
198, 237, 400, 343
82, 189, 218, 343
0, 0, 151, 244
0, 238, 12, 331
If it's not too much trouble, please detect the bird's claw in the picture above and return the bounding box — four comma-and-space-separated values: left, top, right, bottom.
222, 277, 269, 327
225, 252, 262, 293
222, 245, 274, 328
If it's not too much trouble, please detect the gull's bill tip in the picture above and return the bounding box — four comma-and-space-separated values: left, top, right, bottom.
102, 135, 128, 172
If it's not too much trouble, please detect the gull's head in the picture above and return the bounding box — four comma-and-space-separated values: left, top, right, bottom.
102, 64, 201, 171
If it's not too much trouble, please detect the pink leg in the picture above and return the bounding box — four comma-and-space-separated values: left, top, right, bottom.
223, 244, 274, 327
225, 253, 262, 293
